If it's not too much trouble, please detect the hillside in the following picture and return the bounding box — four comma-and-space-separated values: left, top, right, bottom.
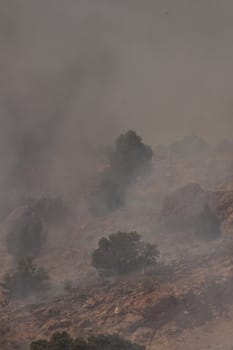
2, 238, 233, 350
1, 145, 233, 350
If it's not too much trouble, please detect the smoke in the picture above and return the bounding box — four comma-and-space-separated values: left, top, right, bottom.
0, 0, 233, 200
2, 4, 233, 346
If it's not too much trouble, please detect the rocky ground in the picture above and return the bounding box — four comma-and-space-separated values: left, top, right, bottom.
1, 238, 233, 350
1, 149, 233, 350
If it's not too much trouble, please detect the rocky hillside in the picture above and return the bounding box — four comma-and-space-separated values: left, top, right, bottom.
1, 147, 233, 350
2, 237, 233, 350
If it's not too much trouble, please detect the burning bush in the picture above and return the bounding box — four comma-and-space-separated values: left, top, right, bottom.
30, 332, 145, 350
92, 231, 159, 276
6, 208, 47, 260
1, 257, 49, 298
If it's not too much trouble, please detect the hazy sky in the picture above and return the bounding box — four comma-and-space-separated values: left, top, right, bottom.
0, 0, 233, 192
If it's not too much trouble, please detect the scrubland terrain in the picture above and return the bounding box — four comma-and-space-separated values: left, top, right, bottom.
1, 137, 233, 350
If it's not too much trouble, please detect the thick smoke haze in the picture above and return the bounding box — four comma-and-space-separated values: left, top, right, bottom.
1, 0, 233, 195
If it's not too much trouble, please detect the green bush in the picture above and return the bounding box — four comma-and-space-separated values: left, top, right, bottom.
92, 231, 159, 276
30, 332, 145, 350
1, 257, 49, 298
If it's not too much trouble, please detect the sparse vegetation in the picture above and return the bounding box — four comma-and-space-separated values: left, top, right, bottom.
6, 208, 46, 260
92, 231, 159, 276
30, 332, 145, 350
1, 257, 49, 298
195, 204, 221, 241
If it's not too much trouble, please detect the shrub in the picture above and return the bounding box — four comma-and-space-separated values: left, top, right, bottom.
83, 334, 145, 350
30, 332, 145, 350
110, 130, 153, 179
30, 339, 48, 350
6, 208, 46, 260
92, 231, 159, 276
1, 257, 49, 298
195, 204, 221, 241
90, 130, 153, 215
48, 332, 73, 350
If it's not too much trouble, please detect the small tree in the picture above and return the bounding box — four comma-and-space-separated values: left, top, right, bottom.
90, 130, 153, 215
6, 208, 46, 260
1, 257, 49, 298
92, 232, 159, 276
110, 130, 153, 179
195, 204, 221, 241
